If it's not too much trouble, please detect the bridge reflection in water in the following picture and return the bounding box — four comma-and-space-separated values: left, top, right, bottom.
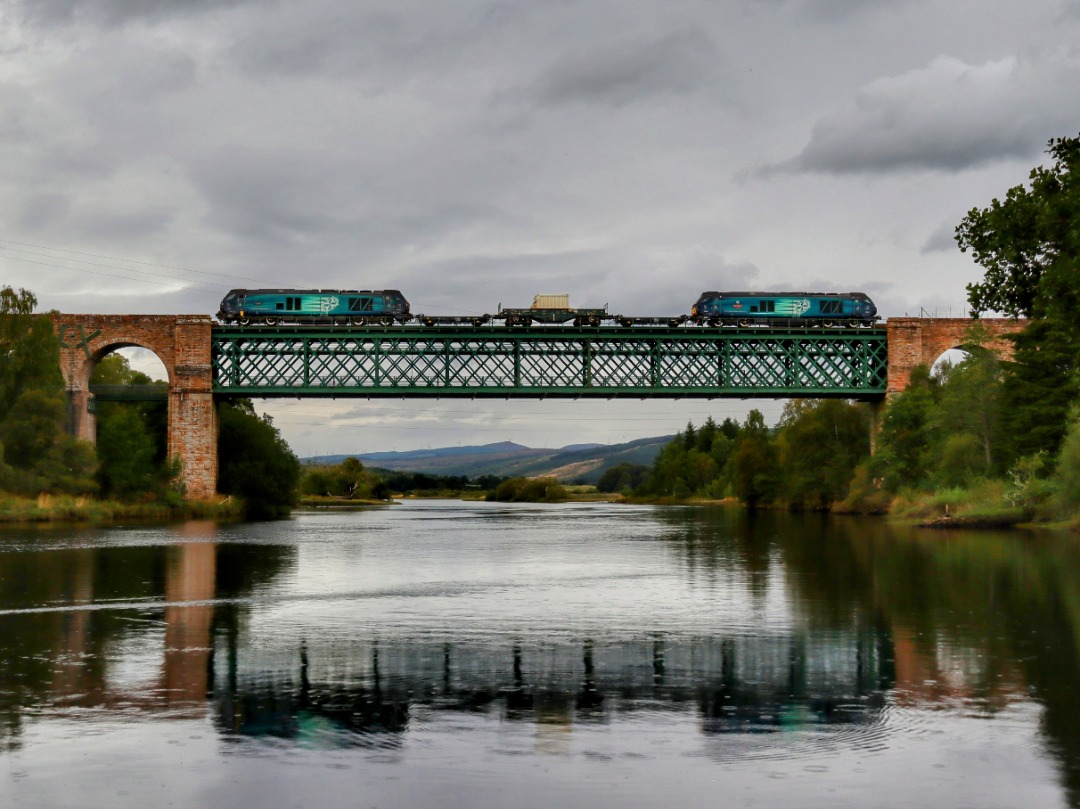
0, 534, 891, 750
211, 630, 891, 748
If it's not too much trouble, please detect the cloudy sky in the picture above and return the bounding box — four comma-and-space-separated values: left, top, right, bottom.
3, 0, 1079, 455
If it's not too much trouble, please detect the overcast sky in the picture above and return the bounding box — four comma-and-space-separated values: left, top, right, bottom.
3, 0, 1079, 455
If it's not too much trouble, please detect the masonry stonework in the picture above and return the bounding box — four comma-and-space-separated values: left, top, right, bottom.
53, 314, 218, 499
885, 317, 1028, 395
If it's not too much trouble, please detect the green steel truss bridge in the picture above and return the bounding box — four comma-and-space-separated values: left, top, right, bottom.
210, 324, 888, 399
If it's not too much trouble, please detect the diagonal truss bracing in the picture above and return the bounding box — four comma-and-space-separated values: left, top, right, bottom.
211, 327, 888, 399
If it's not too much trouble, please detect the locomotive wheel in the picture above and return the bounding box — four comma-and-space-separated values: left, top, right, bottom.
822, 320, 836, 328
620, 318, 633, 328
589, 316, 601, 327
380, 316, 394, 326
738, 319, 751, 328
264, 317, 277, 326
238, 317, 250, 326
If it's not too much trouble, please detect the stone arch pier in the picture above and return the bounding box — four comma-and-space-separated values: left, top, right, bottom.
885, 317, 1028, 395
53, 314, 217, 499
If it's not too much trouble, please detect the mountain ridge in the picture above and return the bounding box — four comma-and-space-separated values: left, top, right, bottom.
306, 436, 671, 483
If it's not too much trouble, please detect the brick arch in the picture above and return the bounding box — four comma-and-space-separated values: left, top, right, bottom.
52, 314, 217, 499
82, 340, 174, 388
885, 317, 1028, 395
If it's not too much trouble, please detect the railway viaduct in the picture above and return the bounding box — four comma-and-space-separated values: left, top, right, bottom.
51, 314, 1028, 500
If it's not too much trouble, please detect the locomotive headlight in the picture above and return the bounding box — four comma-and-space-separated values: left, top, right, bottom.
691, 305, 698, 316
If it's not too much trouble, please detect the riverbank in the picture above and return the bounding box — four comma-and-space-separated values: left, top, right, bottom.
0, 492, 243, 524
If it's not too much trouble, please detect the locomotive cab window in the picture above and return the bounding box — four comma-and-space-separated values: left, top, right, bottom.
349, 297, 374, 312
820, 299, 842, 314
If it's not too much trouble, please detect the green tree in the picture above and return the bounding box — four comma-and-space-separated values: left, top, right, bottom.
90, 354, 171, 500
486, 476, 567, 502
727, 409, 778, 508
1052, 408, 1080, 514
218, 400, 301, 518
935, 433, 984, 488
0, 288, 97, 496
958, 134, 1080, 322
300, 456, 388, 500
0, 389, 96, 495
776, 399, 870, 510
644, 433, 689, 497
931, 344, 1003, 475
596, 463, 649, 494
95, 407, 157, 499
873, 367, 937, 491
997, 319, 1078, 464
0, 287, 64, 416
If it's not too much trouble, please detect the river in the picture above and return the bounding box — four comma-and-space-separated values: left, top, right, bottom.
1, 500, 1078, 808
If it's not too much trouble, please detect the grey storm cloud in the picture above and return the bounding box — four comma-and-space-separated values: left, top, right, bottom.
759, 0, 913, 22
524, 28, 725, 108
770, 53, 1080, 175
15, 0, 252, 26
921, 219, 961, 254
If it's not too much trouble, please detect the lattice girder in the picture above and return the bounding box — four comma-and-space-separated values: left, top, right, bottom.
211, 326, 887, 398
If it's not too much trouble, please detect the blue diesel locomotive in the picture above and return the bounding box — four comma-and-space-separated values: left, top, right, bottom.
217, 289, 410, 326
690, 291, 877, 328
216, 288, 878, 329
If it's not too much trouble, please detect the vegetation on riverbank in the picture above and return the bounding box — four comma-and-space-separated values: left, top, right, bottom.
0, 491, 243, 524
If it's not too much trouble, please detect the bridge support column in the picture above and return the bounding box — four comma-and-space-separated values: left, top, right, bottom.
168, 318, 218, 500
168, 391, 218, 499
67, 388, 96, 443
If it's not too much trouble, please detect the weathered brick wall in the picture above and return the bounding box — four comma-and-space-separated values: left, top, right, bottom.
885, 317, 1028, 395
52, 314, 218, 499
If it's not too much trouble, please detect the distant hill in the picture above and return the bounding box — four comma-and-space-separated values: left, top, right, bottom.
308, 436, 672, 483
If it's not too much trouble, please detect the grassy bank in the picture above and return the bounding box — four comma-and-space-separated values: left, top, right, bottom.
298, 495, 396, 508
0, 492, 244, 525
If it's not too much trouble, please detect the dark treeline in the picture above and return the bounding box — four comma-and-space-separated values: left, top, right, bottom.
623, 401, 871, 511
299, 461, 508, 501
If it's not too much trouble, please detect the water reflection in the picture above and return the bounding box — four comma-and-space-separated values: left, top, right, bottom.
2, 507, 1080, 804
211, 630, 889, 750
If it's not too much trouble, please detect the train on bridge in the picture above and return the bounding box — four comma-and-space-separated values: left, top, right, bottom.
217, 289, 878, 330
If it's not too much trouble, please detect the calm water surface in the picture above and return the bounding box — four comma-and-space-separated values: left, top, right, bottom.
2, 500, 1079, 808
